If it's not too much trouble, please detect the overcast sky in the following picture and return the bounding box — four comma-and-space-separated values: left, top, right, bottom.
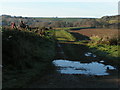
0, 0, 119, 18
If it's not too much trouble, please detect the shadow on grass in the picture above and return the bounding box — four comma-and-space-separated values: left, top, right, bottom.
70, 27, 96, 31
60, 42, 99, 62
70, 32, 90, 41
89, 46, 120, 68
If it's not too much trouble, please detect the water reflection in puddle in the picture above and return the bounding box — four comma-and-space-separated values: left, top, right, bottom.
57, 44, 61, 47
53, 60, 116, 76
99, 60, 105, 63
0, 65, 2, 68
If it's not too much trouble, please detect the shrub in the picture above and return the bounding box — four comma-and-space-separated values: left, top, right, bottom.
108, 36, 119, 45
90, 35, 102, 44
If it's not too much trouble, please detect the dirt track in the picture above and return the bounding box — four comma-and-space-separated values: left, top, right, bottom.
27, 29, 120, 88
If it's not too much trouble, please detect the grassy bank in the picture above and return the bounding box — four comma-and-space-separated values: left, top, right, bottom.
86, 43, 119, 67
2, 29, 55, 88
54, 28, 119, 67
85, 33, 119, 67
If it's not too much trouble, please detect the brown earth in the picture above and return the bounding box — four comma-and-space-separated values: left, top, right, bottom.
70, 28, 118, 38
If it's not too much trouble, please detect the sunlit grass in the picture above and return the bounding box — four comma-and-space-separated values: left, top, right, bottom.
87, 44, 119, 58
55, 30, 76, 42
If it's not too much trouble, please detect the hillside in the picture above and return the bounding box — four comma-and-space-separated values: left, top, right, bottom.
1, 14, 120, 29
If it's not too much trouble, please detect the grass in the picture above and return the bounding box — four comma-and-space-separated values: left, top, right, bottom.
88, 35, 119, 62
87, 44, 119, 57
86, 43, 120, 66
85, 34, 119, 66
89, 34, 119, 45
2, 29, 55, 88
54, 27, 119, 67
55, 29, 76, 42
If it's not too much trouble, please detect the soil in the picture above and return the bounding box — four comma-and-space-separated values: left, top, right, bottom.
70, 28, 118, 38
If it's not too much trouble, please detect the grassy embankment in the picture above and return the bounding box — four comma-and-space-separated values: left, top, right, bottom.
87, 36, 119, 66
54, 27, 119, 67
2, 29, 55, 88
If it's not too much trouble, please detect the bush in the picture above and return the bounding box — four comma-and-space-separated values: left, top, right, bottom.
90, 35, 102, 45
90, 35, 101, 42
108, 36, 119, 45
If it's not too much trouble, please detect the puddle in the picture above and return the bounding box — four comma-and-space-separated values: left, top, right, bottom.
0, 65, 2, 68
57, 44, 61, 47
53, 60, 116, 76
59, 52, 64, 54
99, 60, 105, 63
85, 52, 96, 57
8, 36, 12, 38
93, 54, 97, 57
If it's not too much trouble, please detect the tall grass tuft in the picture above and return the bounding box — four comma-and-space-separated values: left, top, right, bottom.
108, 36, 119, 45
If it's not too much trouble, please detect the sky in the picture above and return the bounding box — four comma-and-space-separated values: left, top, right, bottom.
0, 0, 119, 18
